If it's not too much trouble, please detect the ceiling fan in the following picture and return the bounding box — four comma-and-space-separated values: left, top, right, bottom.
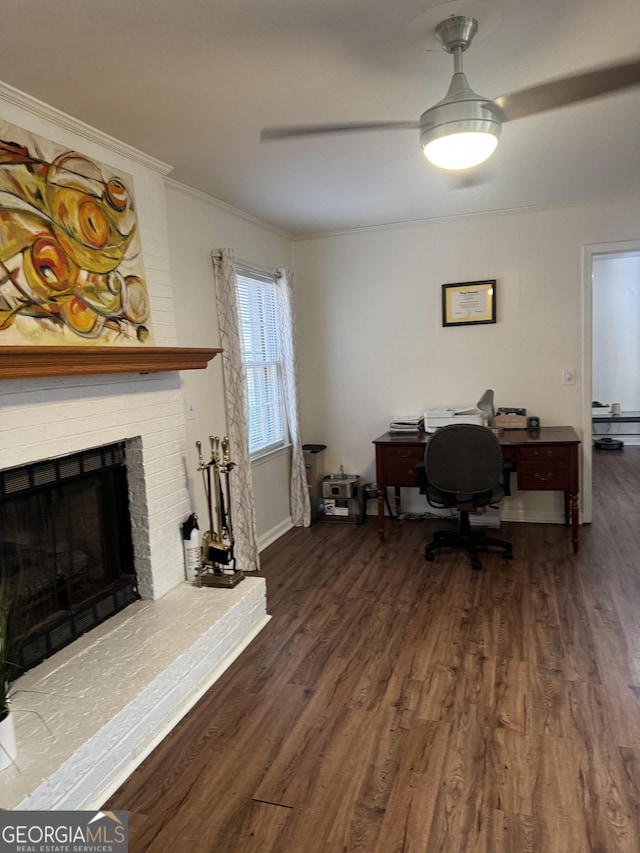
260, 14, 640, 172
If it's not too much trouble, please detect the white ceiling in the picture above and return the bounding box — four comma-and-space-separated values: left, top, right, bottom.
1, 0, 639, 235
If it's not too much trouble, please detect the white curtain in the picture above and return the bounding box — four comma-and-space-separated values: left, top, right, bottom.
212, 249, 260, 572
276, 269, 311, 527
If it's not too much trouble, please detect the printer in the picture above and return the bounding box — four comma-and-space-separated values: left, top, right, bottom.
423, 391, 494, 432
423, 406, 484, 432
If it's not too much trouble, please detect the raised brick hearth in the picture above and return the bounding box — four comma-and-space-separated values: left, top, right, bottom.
1, 579, 268, 810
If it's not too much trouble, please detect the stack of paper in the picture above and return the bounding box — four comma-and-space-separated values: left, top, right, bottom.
390, 415, 424, 433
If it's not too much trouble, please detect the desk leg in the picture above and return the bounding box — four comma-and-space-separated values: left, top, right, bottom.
570, 492, 579, 553
564, 490, 579, 552
377, 487, 386, 541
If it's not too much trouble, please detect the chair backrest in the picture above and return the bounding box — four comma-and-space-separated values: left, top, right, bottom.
425, 423, 503, 497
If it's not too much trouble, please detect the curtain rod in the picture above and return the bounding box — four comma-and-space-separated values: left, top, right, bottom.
211, 251, 279, 280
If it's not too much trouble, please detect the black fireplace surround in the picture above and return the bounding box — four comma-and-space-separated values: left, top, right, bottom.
0, 442, 139, 675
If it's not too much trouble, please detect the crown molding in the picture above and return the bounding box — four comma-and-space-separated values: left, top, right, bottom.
0, 81, 173, 175
164, 177, 293, 239
291, 191, 640, 241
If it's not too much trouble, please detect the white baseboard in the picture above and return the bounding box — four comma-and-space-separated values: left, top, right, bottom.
500, 509, 567, 524
363, 500, 573, 527
258, 517, 294, 552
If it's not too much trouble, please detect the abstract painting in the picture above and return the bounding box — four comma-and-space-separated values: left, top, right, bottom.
0, 121, 154, 346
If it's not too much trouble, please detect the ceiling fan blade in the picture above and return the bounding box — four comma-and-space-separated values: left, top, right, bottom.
260, 120, 419, 141
495, 58, 640, 122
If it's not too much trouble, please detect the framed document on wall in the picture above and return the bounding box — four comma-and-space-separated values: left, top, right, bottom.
442, 280, 496, 327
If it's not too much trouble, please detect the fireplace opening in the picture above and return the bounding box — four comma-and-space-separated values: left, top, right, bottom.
0, 442, 140, 676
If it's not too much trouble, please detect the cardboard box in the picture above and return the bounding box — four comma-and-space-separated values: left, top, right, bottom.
323, 499, 349, 516
493, 414, 528, 429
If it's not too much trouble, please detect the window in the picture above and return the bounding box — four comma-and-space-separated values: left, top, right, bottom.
236, 270, 285, 457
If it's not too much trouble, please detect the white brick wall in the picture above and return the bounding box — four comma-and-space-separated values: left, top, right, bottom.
0, 84, 192, 601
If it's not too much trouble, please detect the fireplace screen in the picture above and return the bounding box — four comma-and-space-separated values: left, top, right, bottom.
0, 442, 139, 675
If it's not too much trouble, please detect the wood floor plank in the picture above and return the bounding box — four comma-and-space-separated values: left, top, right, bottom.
426, 703, 498, 850
619, 746, 640, 832
468, 809, 535, 853
373, 719, 451, 853
105, 447, 640, 852
230, 801, 292, 853
555, 588, 603, 682
530, 735, 590, 835
526, 665, 576, 739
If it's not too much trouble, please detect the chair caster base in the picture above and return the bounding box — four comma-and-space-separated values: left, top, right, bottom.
424, 529, 513, 572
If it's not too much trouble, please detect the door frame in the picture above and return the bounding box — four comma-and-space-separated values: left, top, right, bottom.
581, 239, 640, 523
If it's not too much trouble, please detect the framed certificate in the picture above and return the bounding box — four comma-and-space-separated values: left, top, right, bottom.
442, 280, 496, 327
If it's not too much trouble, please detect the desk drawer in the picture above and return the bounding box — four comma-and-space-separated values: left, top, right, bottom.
518, 461, 569, 490
519, 445, 569, 462
381, 446, 424, 486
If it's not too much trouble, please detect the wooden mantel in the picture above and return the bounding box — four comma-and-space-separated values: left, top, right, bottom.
0, 346, 222, 380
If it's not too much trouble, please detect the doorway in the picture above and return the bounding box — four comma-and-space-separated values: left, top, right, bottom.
582, 240, 640, 523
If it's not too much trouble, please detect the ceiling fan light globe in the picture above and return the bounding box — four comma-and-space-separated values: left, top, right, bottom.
423, 129, 499, 170
419, 90, 503, 171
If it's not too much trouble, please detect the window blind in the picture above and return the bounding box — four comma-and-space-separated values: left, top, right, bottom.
236, 273, 284, 456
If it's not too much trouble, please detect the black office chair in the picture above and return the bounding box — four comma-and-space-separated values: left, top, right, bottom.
422, 423, 513, 571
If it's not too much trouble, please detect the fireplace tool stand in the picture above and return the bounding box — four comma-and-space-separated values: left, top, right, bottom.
195, 436, 244, 588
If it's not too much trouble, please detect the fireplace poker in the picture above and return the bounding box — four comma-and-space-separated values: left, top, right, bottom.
196, 440, 214, 571
210, 434, 221, 545
207, 435, 233, 568
221, 437, 235, 548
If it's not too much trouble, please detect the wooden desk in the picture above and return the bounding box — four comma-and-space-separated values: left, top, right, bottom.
373, 426, 581, 551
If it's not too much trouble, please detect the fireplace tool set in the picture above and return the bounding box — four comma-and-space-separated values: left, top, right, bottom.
194, 436, 244, 588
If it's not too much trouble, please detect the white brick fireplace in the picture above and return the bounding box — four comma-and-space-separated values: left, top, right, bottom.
0, 82, 196, 603
0, 74, 250, 595
0, 84, 269, 808
1, 371, 193, 602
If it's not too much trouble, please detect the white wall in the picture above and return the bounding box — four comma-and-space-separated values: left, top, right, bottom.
164, 183, 296, 547
592, 253, 640, 443
293, 196, 640, 522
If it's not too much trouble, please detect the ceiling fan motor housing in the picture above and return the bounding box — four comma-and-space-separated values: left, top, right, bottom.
420, 17, 503, 168
419, 72, 504, 161
435, 15, 479, 53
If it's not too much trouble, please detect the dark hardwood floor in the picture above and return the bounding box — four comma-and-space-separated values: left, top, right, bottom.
107, 447, 640, 852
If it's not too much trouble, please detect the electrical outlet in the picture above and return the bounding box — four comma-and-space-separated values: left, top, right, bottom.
562, 368, 577, 385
